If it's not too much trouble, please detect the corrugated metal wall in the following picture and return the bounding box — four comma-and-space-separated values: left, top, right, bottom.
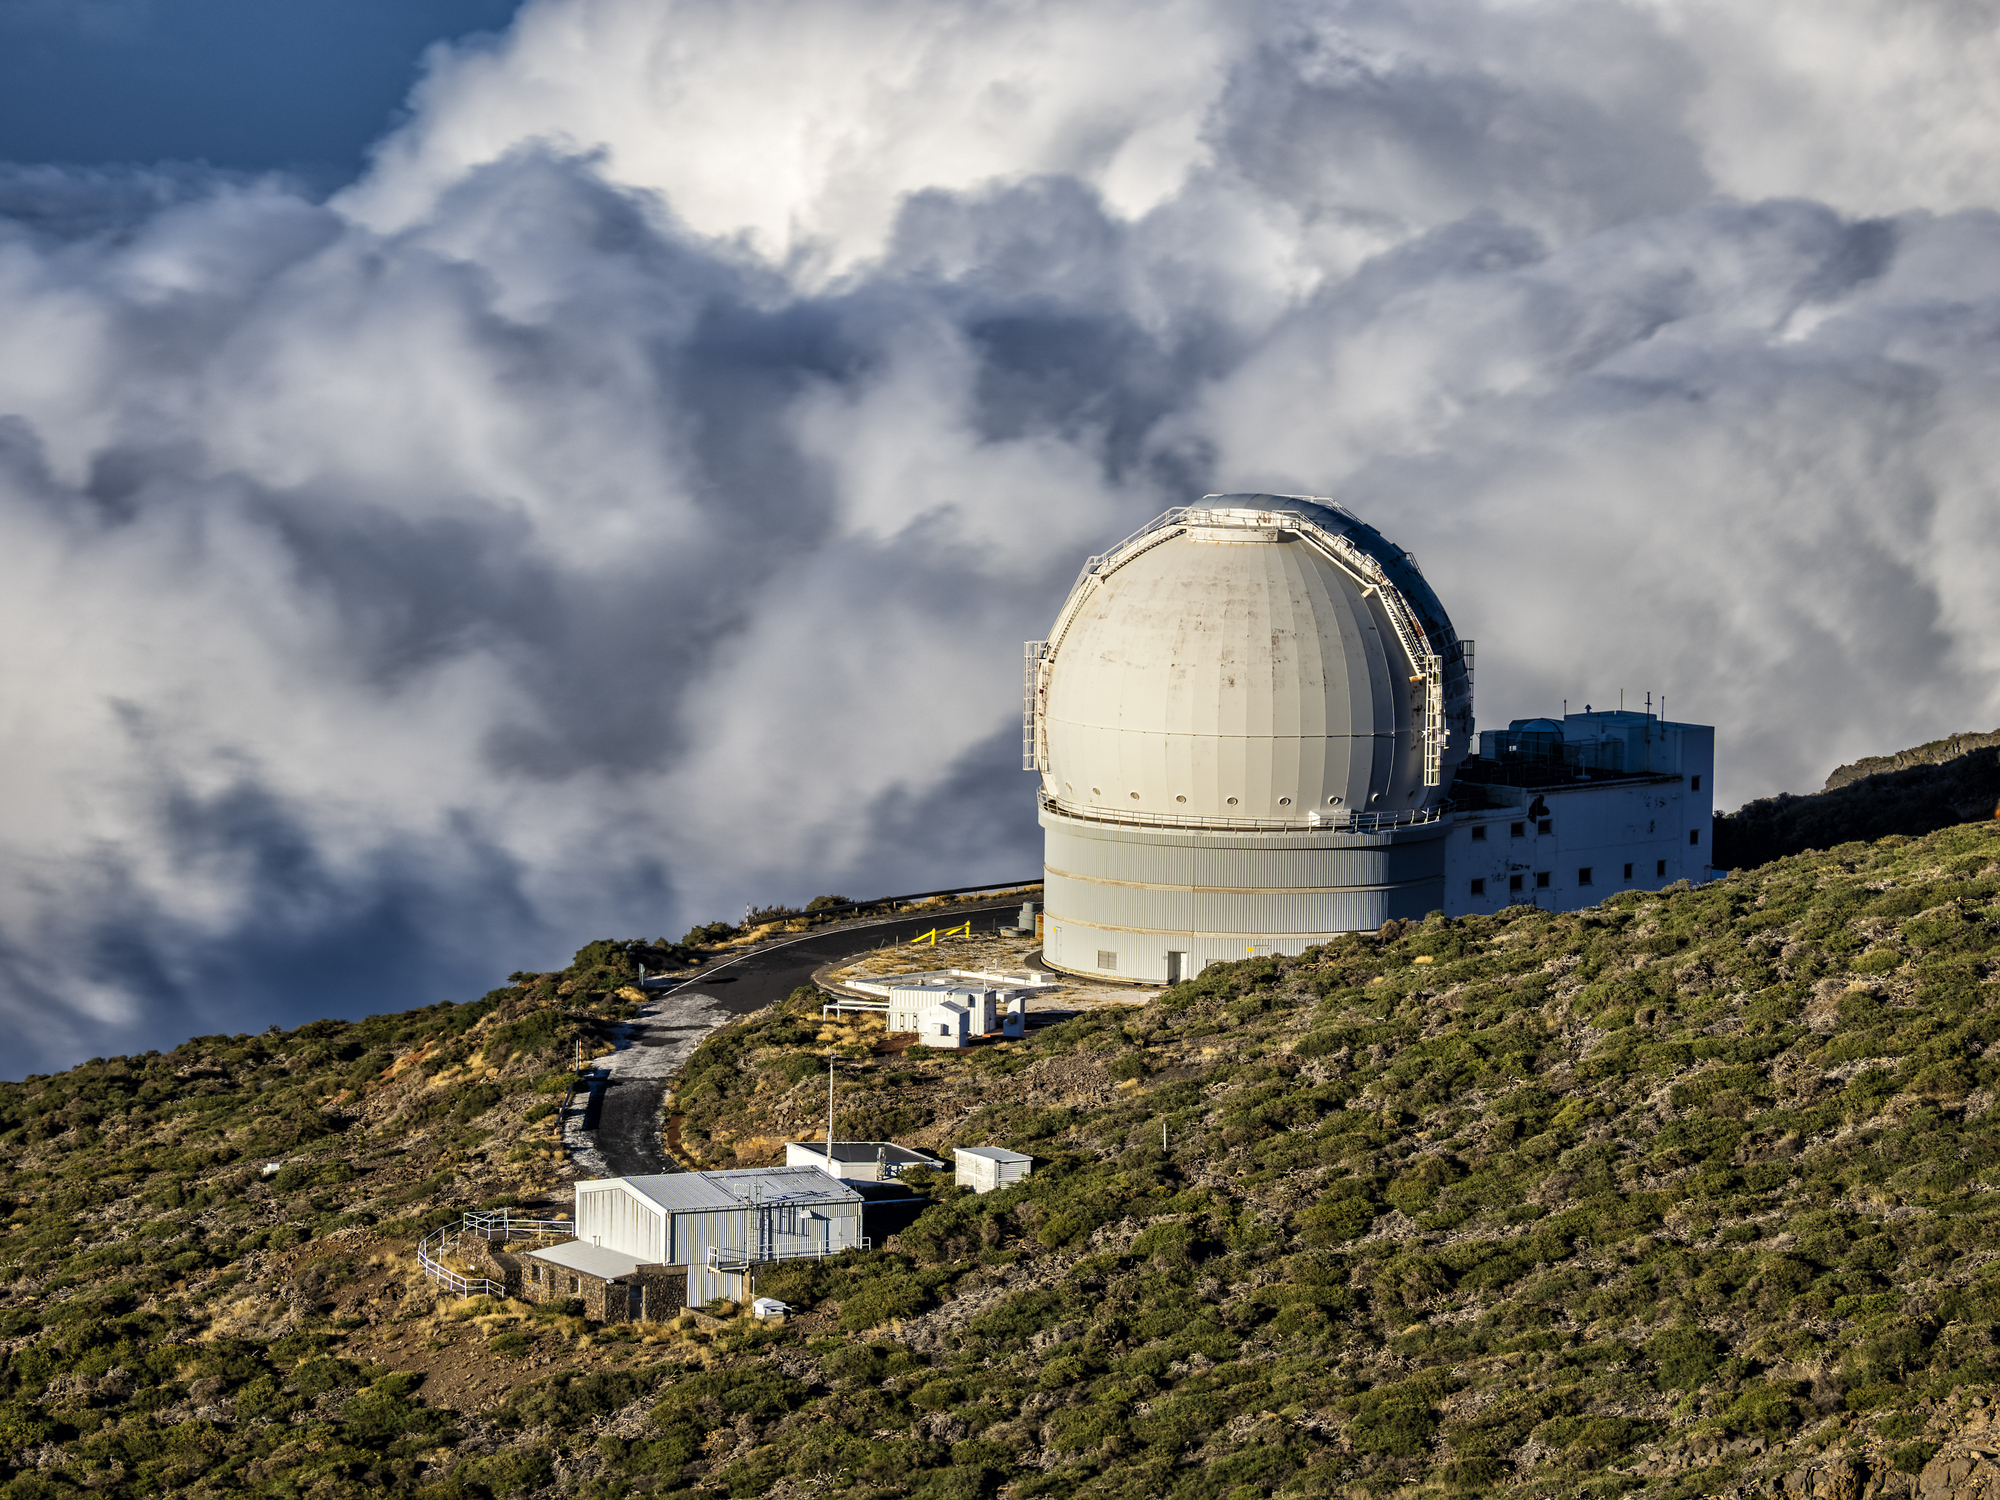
671, 1200, 865, 1310
578, 1183, 666, 1264
1041, 808, 1446, 983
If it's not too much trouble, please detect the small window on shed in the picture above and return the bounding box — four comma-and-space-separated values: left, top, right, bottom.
1097, 950, 1118, 970
1470, 878, 1485, 896
1535, 872, 1551, 888
1510, 821, 1525, 838
1656, 859, 1667, 877
1509, 874, 1524, 892
1471, 825, 1487, 841
1578, 867, 1593, 886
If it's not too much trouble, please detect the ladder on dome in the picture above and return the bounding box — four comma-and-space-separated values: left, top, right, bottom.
1022, 641, 1047, 771
1421, 654, 1444, 787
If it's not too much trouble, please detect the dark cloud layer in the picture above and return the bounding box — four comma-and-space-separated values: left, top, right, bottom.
3, 0, 1999, 1075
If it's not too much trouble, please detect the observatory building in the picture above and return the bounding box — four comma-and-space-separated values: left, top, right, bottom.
1024, 496, 1714, 983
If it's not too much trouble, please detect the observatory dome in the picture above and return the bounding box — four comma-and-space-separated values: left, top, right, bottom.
1034, 497, 1471, 828
1027, 496, 1474, 984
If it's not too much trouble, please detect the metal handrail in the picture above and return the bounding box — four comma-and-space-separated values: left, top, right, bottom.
706, 1237, 872, 1273
1040, 791, 1440, 834
417, 1210, 577, 1299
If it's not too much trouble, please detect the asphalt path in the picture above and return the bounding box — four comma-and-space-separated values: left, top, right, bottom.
584, 900, 1030, 1178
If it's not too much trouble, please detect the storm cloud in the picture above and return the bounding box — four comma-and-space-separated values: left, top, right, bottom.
4, 0, 2000, 1074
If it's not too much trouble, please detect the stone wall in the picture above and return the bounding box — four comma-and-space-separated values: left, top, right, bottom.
518, 1254, 685, 1322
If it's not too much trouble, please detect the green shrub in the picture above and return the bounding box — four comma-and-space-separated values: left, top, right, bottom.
1646, 1325, 1725, 1389
1891, 1441, 1940, 1474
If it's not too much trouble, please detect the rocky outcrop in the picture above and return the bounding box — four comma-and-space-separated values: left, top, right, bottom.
1912, 1435, 2000, 1500
1776, 1455, 1864, 1499
1825, 731, 2000, 792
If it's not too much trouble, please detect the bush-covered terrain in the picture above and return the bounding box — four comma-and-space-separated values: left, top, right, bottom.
14, 828, 2000, 1497
1715, 731, 2000, 873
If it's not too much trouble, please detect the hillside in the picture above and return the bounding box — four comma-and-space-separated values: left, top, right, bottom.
11, 825, 2000, 1498
1715, 731, 2000, 873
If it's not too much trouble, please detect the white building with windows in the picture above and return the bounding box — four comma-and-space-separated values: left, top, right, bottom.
1442, 710, 1717, 914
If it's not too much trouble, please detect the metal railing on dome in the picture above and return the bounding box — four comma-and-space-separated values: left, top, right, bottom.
1040, 791, 1441, 834
1040, 501, 1461, 790
416, 1209, 576, 1299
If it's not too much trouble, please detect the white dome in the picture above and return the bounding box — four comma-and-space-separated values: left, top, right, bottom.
1035, 500, 1469, 826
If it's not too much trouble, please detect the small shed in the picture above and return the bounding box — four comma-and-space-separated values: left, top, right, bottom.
520, 1240, 666, 1322
954, 1146, 1033, 1194
784, 1140, 946, 1183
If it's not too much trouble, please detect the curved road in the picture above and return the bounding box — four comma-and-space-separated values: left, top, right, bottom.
582, 900, 1029, 1177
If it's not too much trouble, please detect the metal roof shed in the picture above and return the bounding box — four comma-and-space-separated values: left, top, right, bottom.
954, 1146, 1033, 1194
573, 1166, 865, 1309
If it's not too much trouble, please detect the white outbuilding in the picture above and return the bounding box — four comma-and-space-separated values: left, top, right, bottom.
954, 1146, 1033, 1194
565, 1166, 864, 1310
784, 1140, 946, 1182
887, 982, 1028, 1048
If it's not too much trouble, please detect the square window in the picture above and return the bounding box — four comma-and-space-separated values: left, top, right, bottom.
1623, 863, 1634, 880
1509, 874, 1524, 892
1537, 819, 1552, 835
1471, 825, 1487, 841
1470, 878, 1485, 896
1692, 774, 1702, 791
1510, 821, 1525, 838
1535, 871, 1551, 888
1656, 859, 1667, 877
1097, 950, 1118, 970
1689, 828, 1700, 845
1578, 867, 1593, 886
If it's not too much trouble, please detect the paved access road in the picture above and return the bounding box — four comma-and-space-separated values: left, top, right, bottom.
582, 901, 1029, 1178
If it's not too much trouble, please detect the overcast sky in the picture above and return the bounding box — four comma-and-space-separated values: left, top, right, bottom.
4, 0, 2000, 1076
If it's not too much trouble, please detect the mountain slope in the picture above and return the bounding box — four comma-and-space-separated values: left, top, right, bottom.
11, 827, 2000, 1498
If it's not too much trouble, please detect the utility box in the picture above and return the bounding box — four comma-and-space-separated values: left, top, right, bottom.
954, 1146, 1033, 1194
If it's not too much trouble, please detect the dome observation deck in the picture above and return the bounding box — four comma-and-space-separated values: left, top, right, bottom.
1025, 496, 1473, 983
